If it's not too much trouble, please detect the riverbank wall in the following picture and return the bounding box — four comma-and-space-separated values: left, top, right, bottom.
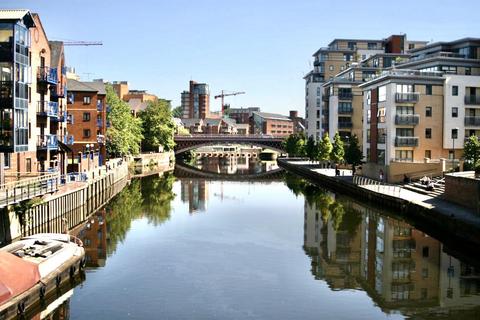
278, 158, 480, 248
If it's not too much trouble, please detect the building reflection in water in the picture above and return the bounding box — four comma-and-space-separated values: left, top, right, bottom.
74, 208, 107, 268
181, 180, 208, 213
194, 156, 278, 175
303, 193, 480, 316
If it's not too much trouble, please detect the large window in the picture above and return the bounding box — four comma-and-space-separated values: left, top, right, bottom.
452, 86, 458, 96
396, 84, 414, 93
378, 86, 387, 102
395, 150, 413, 161
396, 106, 414, 115
396, 128, 414, 137
83, 112, 91, 121
426, 84, 432, 95
452, 107, 458, 118
425, 128, 432, 139
425, 106, 432, 117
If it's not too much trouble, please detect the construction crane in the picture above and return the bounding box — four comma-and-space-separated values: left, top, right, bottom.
214, 90, 245, 115
62, 41, 103, 46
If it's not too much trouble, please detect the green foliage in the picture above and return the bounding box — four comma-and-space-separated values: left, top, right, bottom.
305, 136, 317, 162
139, 99, 176, 152
463, 135, 480, 169
330, 132, 345, 163
176, 126, 191, 136
317, 133, 333, 161
106, 85, 143, 156
345, 134, 363, 166
12, 198, 43, 227
283, 133, 306, 157
172, 106, 183, 118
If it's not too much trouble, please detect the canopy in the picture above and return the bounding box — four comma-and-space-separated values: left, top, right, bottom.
0, 251, 40, 306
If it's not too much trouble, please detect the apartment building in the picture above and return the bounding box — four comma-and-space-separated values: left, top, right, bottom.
250, 111, 294, 136
66, 79, 107, 165
0, 10, 70, 182
181, 80, 210, 119
360, 38, 480, 181
305, 35, 427, 140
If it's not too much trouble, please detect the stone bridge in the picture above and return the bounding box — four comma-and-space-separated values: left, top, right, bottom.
174, 134, 285, 154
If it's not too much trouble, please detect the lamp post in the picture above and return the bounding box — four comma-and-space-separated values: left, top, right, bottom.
452, 127, 459, 171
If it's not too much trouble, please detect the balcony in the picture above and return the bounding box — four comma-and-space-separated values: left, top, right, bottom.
97, 101, 103, 112
37, 134, 59, 150
0, 81, 13, 105
465, 116, 480, 126
338, 122, 353, 129
338, 107, 353, 114
37, 101, 58, 118
97, 134, 105, 144
50, 84, 66, 98
465, 95, 480, 105
395, 114, 420, 125
322, 94, 330, 102
395, 92, 419, 103
62, 135, 74, 145
395, 136, 418, 147
57, 111, 67, 122
338, 92, 353, 100
97, 119, 103, 128
37, 67, 58, 85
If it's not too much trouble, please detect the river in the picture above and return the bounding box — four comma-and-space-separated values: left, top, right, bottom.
15, 158, 480, 319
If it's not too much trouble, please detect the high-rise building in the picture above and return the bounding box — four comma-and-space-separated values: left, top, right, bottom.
180, 80, 210, 119
305, 35, 427, 141
359, 38, 480, 182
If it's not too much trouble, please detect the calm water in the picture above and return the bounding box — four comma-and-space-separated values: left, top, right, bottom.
26, 159, 480, 319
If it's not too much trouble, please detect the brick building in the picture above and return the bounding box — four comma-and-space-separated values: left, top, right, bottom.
250, 111, 294, 136
180, 80, 210, 119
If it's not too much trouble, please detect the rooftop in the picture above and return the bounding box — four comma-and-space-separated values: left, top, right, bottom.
252, 111, 291, 121
0, 9, 35, 27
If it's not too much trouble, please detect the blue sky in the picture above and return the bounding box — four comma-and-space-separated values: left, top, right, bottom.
3, 0, 479, 115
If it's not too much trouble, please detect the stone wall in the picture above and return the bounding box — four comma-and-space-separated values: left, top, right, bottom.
444, 172, 480, 215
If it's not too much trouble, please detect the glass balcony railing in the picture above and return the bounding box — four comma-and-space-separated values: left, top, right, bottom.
464, 95, 480, 105
338, 92, 353, 100
338, 107, 353, 114
37, 66, 58, 85
37, 134, 59, 150
97, 119, 103, 128
464, 116, 480, 126
36, 101, 58, 117
338, 122, 353, 129
97, 101, 103, 111
395, 114, 420, 125
395, 92, 419, 103
395, 136, 418, 147
63, 135, 74, 145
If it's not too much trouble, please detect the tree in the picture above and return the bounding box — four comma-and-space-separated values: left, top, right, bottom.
283, 133, 306, 157
345, 134, 363, 167
317, 133, 333, 161
106, 85, 143, 156
463, 135, 480, 170
139, 99, 176, 152
172, 106, 183, 118
331, 132, 345, 163
305, 136, 317, 162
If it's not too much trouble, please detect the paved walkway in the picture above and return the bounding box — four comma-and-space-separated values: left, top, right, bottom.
285, 161, 480, 228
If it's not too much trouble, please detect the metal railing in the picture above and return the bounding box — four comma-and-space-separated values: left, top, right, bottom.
37, 66, 58, 84
338, 92, 353, 100
97, 101, 103, 111
465, 116, 480, 126
0, 173, 60, 208
395, 136, 419, 147
36, 101, 58, 117
353, 175, 401, 197
395, 92, 419, 103
338, 107, 353, 114
465, 95, 480, 105
338, 122, 353, 129
97, 119, 103, 127
395, 114, 420, 125
37, 134, 59, 150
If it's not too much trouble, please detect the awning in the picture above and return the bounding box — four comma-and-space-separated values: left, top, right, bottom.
58, 141, 73, 153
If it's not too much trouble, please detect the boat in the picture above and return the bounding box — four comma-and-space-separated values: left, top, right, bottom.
0, 233, 85, 319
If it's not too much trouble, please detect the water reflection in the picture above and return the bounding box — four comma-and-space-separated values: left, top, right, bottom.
180, 179, 208, 213
192, 156, 278, 175
291, 174, 480, 318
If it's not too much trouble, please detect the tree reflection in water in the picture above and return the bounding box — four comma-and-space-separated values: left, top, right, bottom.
106, 172, 176, 255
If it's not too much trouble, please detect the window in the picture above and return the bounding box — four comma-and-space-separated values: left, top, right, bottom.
316, 121, 320, 130
452, 85, 458, 96
316, 98, 320, 108
83, 96, 91, 104
3, 153, 10, 168
378, 86, 387, 102
316, 87, 321, 96
409, 43, 415, 50
426, 84, 432, 95
422, 268, 429, 279
368, 42, 377, 50
465, 67, 471, 75
425, 150, 431, 159
422, 246, 429, 258
83, 129, 91, 138
396, 128, 414, 137
449, 150, 454, 159
26, 158, 31, 172
425, 128, 432, 139
396, 84, 413, 93
347, 41, 356, 50
316, 110, 320, 118
452, 107, 458, 118
329, 65, 334, 71
83, 112, 91, 121
451, 128, 458, 139
425, 106, 432, 117
395, 150, 413, 161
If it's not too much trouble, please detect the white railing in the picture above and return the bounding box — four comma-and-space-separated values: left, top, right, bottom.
352, 175, 401, 197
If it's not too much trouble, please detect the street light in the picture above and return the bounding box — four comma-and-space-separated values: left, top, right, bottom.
452, 127, 459, 171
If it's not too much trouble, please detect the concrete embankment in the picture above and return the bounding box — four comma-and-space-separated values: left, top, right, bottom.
278, 158, 480, 248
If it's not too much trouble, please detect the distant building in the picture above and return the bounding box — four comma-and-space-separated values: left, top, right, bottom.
181, 80, 210, 119
289, 110, 305, 134
111, 81, 158, 116
250, 112, 294, 136
226, 106, 260, 124
66, 79, 107, 165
